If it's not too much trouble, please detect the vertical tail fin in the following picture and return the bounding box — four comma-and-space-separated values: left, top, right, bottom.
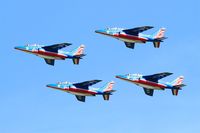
70, 44, 85, 56
171, 76, 184, 86
171, 76, 185, 96
152, 28, 166, 48
153, 28, 166, 39
70, 45, 85, 65
101, 81, 115, 92
100, 81, 115, 101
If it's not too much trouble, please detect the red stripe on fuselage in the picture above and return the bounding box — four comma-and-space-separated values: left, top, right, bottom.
47, 85, 96, 95
66, 88, 97, 95
135, 80, 166, 88
33, 50, 67, 59
114, 34, 147, 42
116, 76, 166, 89
16, 48, 67, 59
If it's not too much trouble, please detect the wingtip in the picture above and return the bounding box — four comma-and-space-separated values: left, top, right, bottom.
63, 42, 72, 46
142, 26, 154, 29
163, 72, 173, 75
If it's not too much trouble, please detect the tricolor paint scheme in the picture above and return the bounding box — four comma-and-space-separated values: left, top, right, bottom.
116, 72, 186, 96
15, 43, 85, 66
95, 26, 167, 49
47, 80, 115, 102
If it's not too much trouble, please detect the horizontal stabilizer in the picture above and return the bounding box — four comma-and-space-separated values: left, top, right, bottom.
173, 84, 186, 88
73, 54, 86, 58
155, 37, 168, 41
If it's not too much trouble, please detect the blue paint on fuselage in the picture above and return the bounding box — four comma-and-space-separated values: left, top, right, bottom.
47, 82, 105, 94
15, 44, 71, 57
116, 74, 174, 89
96, 28, 157, 42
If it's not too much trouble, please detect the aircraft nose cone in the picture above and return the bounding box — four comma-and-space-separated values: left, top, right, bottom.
14, 46, 21, 50
46, 84, 56, 88
95, 29, 105, 34
14, 46, 26, 51
116, 75, 125, 79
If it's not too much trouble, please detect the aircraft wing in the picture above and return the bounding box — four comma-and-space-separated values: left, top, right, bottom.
73, 80, 102, 89
75, 95, 86, 102
42, 43, 72, 53
143, 88, 154, 96
143, 72, 173, 82
122, 26, 154, 36
44, 58, 55, 66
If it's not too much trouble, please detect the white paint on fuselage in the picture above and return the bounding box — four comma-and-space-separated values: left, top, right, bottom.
107, 34, 145, 43
118, 38, 144, 43
37, 54, 63, 60
135, 83, 163, 90
69, 91, 94, 96
121, 79, 163, 90
61, 89, 95, 96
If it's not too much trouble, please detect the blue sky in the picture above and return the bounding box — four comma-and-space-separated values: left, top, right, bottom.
1, 0, 200, 132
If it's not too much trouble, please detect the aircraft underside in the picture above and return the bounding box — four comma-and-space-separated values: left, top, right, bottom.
135, 83, 164, 90
113, 34, 147, 43
37, 54, 64, 60
62, 89, 96, 96
31, 50, 66, 60
119, 38, 145, 43
119, 78, 165, 90
68, 91, 95, 96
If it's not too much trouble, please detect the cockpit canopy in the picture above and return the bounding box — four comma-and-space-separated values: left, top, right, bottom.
26, 44, 40, 46
57, 81, 71, 85
126, 74, 143, 79
106, 27, 124, 32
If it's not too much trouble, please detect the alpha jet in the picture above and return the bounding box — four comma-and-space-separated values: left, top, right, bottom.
95, 26, 167, 49
116, 72, 186, 96
15, 43, 85, 66
47, 80, 115, 102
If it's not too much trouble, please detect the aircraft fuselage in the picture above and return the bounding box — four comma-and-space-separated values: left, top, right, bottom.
95, 30, 151, 43
47, 85, 97, 96
116, 76, 167, 90
15, 47, 67, 60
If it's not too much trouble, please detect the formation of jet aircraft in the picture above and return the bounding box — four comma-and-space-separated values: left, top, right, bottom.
15, 43, 85, 66
14, 26, 186, 102
47, 80, 115, 102
95, 26, 167, 49
116, 72, 186, 96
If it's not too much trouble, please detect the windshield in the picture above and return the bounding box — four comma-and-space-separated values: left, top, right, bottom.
57, 81, 70, 84
26, 44, 39, 46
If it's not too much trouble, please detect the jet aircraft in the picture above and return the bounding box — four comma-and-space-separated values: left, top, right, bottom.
116, 72, 185, 96
15, 43, 85, 66
95, 26, 167, 49
47, 80, 115, 102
